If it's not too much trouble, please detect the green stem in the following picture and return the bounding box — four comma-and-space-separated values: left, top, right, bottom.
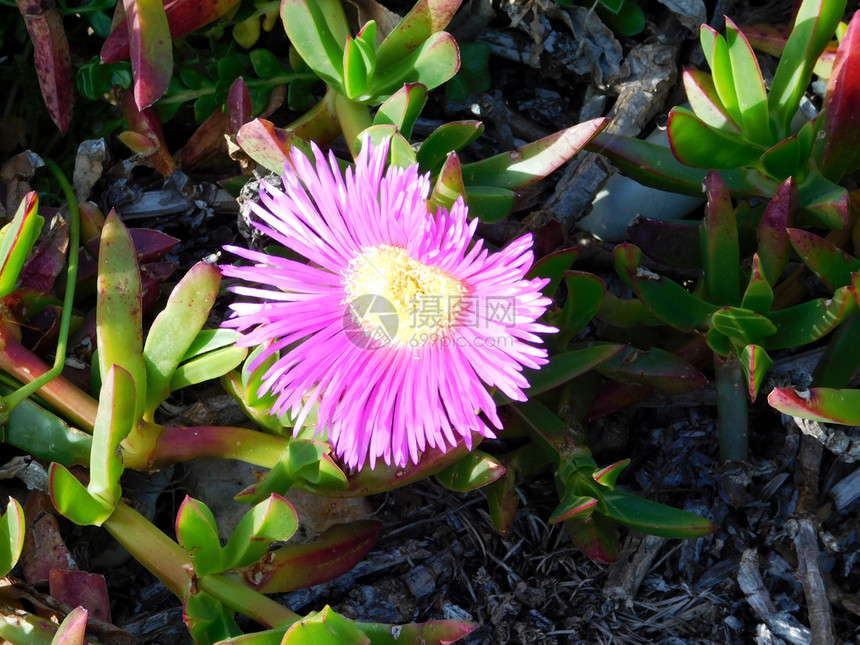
0, 605, 62, 645
200, 575, 300, 628
334, 92, 372, 158
142, 425, 289, 470
714, 352, 748, 462
1, 159, 81, 415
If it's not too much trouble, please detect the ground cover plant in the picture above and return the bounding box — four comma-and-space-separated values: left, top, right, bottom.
0, 0, 859, 642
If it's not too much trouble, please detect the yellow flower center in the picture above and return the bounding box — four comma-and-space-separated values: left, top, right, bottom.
343, 245, 467, 347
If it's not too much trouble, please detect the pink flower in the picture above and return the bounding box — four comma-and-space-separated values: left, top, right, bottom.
221, 138, 555, 469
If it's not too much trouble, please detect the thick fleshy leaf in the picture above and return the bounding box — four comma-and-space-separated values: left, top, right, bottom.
463, 185, 515, 222
120, 91, 176, 175
700, 24, 741, 125
49, 464, 113, 526
236, 118, 311, 174
587, 132, 774, 197
564, 513, 619, 564
525, 247, 578, 298
357, 619, 477, 644
281, 0, 349, 88
282, 606, 369, 645
596, 346, 707, 394
89, 365, 136, 507
550, 493, 598, 524
436, 451, 505, 492
370, 31, 460, 100
52, 606, 88, 645
416, 120, 484, 175
683, 67, 741, 133
515, 344, 624, 400
788, 227, 860, 290
614, 244, 717, 331
817, 10, 860, 180
375, 0, 462, 69
668, 107, 762, 169
767, 285, 857, 349
176, 496, 224, 576
102, 0, 242, 62
463, 118, 607, 189
740, 344, 772, 401
554, 271, 605, 346
725, 17, 771, 146
16, 0, 73, 133
184, 591, 241, 644
760, 120, 814, 181
0, 192, 44, 299
701, 171, 740, 306
711, 307, 777, 349
373, 83, 427, 139
769, 0, 846, 136
358, 125, 415, 167
429, 152, 465, 210
239, 521, 381, 593
599, 491, 716, 538
768, 386, 860, 425
741, 255, 774, 315
592, 459, 630, 490
757, 177, 796, 285
97, 211, 146, 423
124, 0, 172, 108
222, 494, 298, 570
797, 169, 849, 230
0, 498, 24, 578
143, 262, 221, 417
813, 312, 860, 387
227, 77, 253, 136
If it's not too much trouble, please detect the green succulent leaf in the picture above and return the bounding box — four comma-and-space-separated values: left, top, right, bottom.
143, 262, 221, 419
89, 365, 136, 508
725, 17, 772, 146
741, 255, 775, 315
740, 344, 772, 402
596, 346, 707, 394
667, 107, 763, 169
417, 120, 484, 176
429, 152, 466, 211
463, 185, 516, 222
222, 494, 298, 570
435, 450, 505, 492
373, 83, 427, 139
281, 0, 349, 88
97, 211, 146, 423
769, 386, 860, 425
281, 606, 369, 645
176, 496, 224, 576
0, 498, 24, 578
711, 307, 777, 348
515, 343, 625, 401
374, 0, 461, 69
767, 285, 857, 349
769, 0, 846, 137
683, 68, 741, 133
549, 492, 598, 524
0, 192, 44, 299
369, 31, 460, 101
49, 463, 114, 526
525, 247, 579, 298
701, 171, 740, 306
756, 177, 796, 285
599, 490, 716, 538
184, 591, 241, 644
51, 605, 89, 644
462, 118, 606, 189
760, 120, 814, 181
556, 272, 605, 343
788, 228, 860, 290
592, 459, 630, 490
564, 512, 620, 564
700, 25, 743, 126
